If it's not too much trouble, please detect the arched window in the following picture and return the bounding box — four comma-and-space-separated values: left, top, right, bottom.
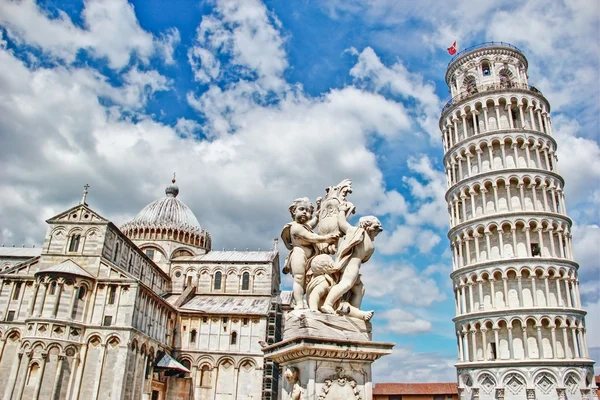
230, 331, 237, 345
241, 272, 250, 291
27, 363, 40, 385
49, 281, 57, 295
200, 365, 211, 387
190, 329, 197, 343
214, 271, 222, 290
481, 60, 491, 76
77, 286, 86, 300
113, 242, 120, 262
180, 359, 191, 378
68, 234, 81, 252
464, 76, 477, 94
108, 286, 117, 304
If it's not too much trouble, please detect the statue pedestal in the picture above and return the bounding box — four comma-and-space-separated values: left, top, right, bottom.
263, 310, 394, 400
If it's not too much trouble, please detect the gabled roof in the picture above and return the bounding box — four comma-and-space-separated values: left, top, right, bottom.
0, 247, 41, 258
35, 259, 94, 279
46, 203, 108, 224
179, 295, 271, 315
176, 250, 278, 263
373, 383, 458, 395
155, 353, 189, 372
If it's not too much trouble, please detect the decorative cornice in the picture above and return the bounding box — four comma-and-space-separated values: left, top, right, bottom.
262, 337, 393, 364
449, 257, 578, 280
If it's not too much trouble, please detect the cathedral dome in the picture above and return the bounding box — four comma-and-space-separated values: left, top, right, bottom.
129, 185, 201, 232
121, 179, 211, 250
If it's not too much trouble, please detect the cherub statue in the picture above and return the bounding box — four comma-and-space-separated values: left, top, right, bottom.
320, 203, 382, 317
315, 179, 356, 254
284, 366, 303, 400
281, 198, 339, 310
305, 254, 373, 321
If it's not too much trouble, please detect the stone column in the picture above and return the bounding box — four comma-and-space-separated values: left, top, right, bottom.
550, 327, 557, 358
506, 105, 514, 129
470, 329, 477, 361
70, 344, 88, 400
528, 106, 537, 130
468, 283, 474, 313
51, 280, 65, 318
477, 279, 483, 310
518, 104, 525, 128
580, 329, 589, 358
3, 351, 25, 400
543, 275, 550, 305
91, 344, 107, 400
481, 328, 488, 361
483, 107, 489, 131
35, 280, 49, 317
65, 353, 80, 400
522, 327, 529, 359
481, 188, 487, 214
570, 327, 580, 358
487, 146, 494, 171
13, 351, 31, 400
517, 277, 523, 307
531, 277, 538, 307
27, 281, 40, 317
565, 280, 573, 308
507, 327, 514, 359
536, 327, 544, 359
457, 332, 464, 361
490, 279, 496, 309
492, 328, 500, 361
67, 285, 78, 320
49, 354, 65, 400
503, 277, 509, 308
562, 328, 571, 358
556, 278, 564, 306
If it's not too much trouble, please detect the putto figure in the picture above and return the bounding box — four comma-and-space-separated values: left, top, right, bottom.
281, 197, 339, 310
281, 180, 382, 320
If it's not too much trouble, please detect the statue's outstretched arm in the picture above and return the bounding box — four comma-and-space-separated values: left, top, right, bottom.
337, 205, 352, 234
293, 226, 337, 243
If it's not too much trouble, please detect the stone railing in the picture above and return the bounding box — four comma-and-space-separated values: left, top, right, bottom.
448, 42, 523, 66
441, 83, 543, 114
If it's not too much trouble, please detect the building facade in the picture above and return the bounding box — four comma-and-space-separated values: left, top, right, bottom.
440, 42, 596, 399
0, 181, 281, 400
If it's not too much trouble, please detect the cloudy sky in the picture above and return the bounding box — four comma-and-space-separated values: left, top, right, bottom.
0, 0, 598, 381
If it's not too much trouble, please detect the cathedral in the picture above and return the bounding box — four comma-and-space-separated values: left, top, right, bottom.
0, 179, 283, 400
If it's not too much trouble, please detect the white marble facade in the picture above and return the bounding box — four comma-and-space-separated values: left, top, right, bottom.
440, 43, 597, 399
0, 182, 282, 400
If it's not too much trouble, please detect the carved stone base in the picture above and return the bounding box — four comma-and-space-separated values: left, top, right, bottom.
263, 311, 394, 400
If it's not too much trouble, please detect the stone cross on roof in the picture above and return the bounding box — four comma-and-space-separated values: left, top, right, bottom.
80, 184, 90, 205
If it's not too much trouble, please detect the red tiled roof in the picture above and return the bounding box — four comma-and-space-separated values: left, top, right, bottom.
374, 383, 458, 395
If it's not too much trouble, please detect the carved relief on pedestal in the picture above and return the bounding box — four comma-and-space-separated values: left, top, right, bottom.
284, 367, 304, 400
318, 367, 361, 400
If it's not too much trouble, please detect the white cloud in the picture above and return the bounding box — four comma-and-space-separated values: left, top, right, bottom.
0, 0, 177, 69
350, 46, 442, 142
373, 346, 456, 383
189, 0, 288, 90
362, 260, 446, 307
380, 308, 432, 335
404, 156, 448, 229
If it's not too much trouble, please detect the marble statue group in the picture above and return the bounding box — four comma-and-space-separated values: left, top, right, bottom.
281, 179, 382, 321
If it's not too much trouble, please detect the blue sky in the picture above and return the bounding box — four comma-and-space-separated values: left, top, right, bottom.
0, 0, 598, 381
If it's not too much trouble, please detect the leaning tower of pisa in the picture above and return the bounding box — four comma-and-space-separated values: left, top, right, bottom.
440, 43, 597, 400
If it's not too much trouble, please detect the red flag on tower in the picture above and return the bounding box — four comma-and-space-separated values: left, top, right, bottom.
447, 41, 457, 55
